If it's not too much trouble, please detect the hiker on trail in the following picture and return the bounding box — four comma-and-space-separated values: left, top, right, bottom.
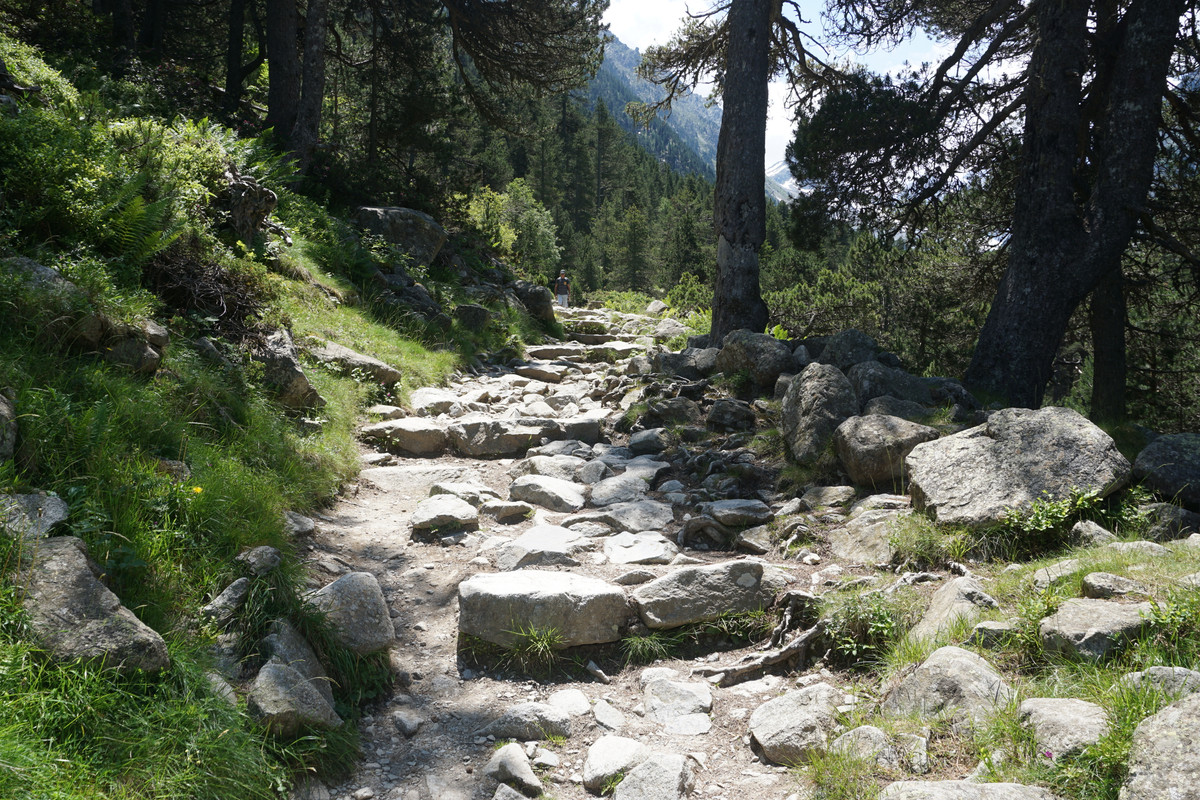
554, 270, 570, 308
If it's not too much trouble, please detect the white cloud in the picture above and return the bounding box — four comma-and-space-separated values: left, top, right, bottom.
604, 0, 696, 52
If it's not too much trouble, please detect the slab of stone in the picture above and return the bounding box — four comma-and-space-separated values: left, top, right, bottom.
480, 500, 533, 523
628, 427, 672, 455
835, 414, 939, 488
261, 619, 334, 707
458, 571, 629, 648
698, 498, 773, 527
879, 782, 1062, 799
562, 500, 674, 533
391, 708, 423, 737
716, 330, 796, 389
583, 735, 650, 791
576, 458, 612, 485
591, 474, 650, 507
881, 646, 1012, 727
308, 572, 394, 655
200, 577, 250, 628
1119, 666, 1200, 697
782, 363, 859, 465
801, 485, 856, 510
748, 682, 842, 765
411, 494, 479, 532
237, 545, 282, 576
594, 698, 626, 731
612, 753, 695, 800
1018, 697, 1109, 760
446, 419, 545, 457
1120, 692, 1200, 799
509, 475, 586, 513
496, 524, 593, 570
1039, 598, 1153, 660
831, 725, 901, 769
653, 347, 718, 380
360, 418, 446, 457
1072, 519, 1117, 545
909, 576, 998, 642
429, 481, 501, 507
1133, 433, 1200, 511
623, 456, 672, 483
1142, 502, 1200, 542
707, 398, 756, 432
1104, 540, 1169, 557
20, 536, 170, 674
511, 454, 587, 482
478, 702, 571, 741
306, 339, 401, 385
483, 742, 542, 797
828, 509, 899, 564
548, 688, 591, 717
905, 407, 1130, 528
1, 493, 70, 540
515, 361, 570, 383
632, 560, 786, 629
248, 661, 343, 736
967, 620, 1019, 649
643, 676, 712, 723
605, 532, 678, 565
848, 361, 935, 409
1081, 572, 1148, 599
1032, 559, 1081, 591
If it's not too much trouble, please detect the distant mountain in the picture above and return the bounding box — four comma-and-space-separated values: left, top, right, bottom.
584, 35, 797, 200
581, 34, 720, 181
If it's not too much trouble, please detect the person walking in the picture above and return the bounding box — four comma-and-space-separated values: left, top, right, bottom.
554, 270, 570, 308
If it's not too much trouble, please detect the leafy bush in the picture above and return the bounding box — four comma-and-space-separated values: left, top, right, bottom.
591, 289, 654, 314
821, 590, 919, 670
665, 272, 712, 314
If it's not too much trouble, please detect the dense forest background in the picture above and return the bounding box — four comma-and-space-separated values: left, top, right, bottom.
2, 0, 1198, 433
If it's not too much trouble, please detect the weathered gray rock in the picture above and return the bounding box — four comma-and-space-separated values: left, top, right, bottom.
1120, 692, 1200, 800
1104, 540, 1170, 557
594, 698, 626, 731
847, 361, 934, 409
562, 500, 675, 533
253, 329, 325, 409
511, 280, 556, 323
547, 688, 591, 717
355, 206, 446, 266
818, 329, 879, 371
827, 509, 899, 564
643, 397, 702, 428
360, 418, 447, 457
831, 725, 901, 769
391, 708, 423, 737
612, 753, 694, 800
653, 347, 719, 380
261, 619, 334, 707
410, 494, 479, 532
1081, 572, 1148, 599
863, 395, 934, 422
458, 571, 629, 648
646, 299, 669, 315
446, 419, 546, 457
782, 362, 859, 465
308, 572, 394, 655
906, 407, 1131, 528
409, 387, 459, 415
881, 646, 1012, 726
20, 536, 170, 674
591, 474, 650, 507
1141, 502, 1200, 542
643, 674, 712, 723
512, 454, 587, 482
632, 560, 786, 629
835, 414, 939, 488
248, 661, 343, 736
480, 500, 533, 523
1119, 666, 1200, 697
430, 481, 501, 507
478, 702, 571, 741
1072, 519, 1117, 545
707, 398, 756, 432
1018, 698, 1109, 760
1, 493, 70, 539
628, 428, 672, 455
1031, 559, 1081, 591
698, 498, 773, 527
583, 736, 650, 791
496, 525, 592, 570
716, 330, 795, 389
802, 485, 856, 510
604, 532, 678, 564
306, 339, 402, 385
509, 474, 586, 512
879, 782, 1061, 799
748, 682, 842, 765
652, 317, 688, 340
1039, 598, 1153, 660
200, 577, 251, 628
1133, 433, 1200, 510
0, 393, 16, 461
966, 620, 1019, 649
237, 545, 283, 575
909, 577, 998, 642
483, 742, 542, 797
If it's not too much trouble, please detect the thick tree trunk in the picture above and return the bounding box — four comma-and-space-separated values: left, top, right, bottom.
138, 0, 169, 58
710, 0, 770, 345
965, 0, 1182, 408
264, 0, 301, 144
1089, 268, 1126, 422
290, 0, 329, 170
224, 0, 247, 114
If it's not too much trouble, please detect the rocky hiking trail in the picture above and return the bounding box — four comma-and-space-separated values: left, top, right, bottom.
281, 305, 1200, 800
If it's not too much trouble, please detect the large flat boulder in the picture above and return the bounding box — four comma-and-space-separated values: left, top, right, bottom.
1039, 598, 1152, 661
909, 576, 998, 642
447, 419, 549, 457
20, 537, 169, 674
879, 782, 1061, 799
355, 206, 446, 266
360, 418, 447, 457
846, 360, 934, 409
632, 560, 787, 629
508, 475, 586, 512
827, 508, 899, 564
305, 338, 402, 385
561, 500, 675, 533
652, 347, 718, 380
905, 407, 1131, 528
496, 525, 593, 570
715, 330, 795, 389
1, 493, 70, 540
458, 571, 629, 648
1133, 433, 1200, 511
748, 682, 843, 765
782, 362, 859, 465
1121, 692, 1200, 800
248, 662, 343, 737
612, 753, 694, 800
307, 572, 394, 655
1018, 698, 1109, 760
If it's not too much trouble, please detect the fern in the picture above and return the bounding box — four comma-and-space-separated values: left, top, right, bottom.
102, 175, 185, 267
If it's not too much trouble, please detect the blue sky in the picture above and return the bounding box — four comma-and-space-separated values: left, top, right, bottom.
604, 0, 949, 167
